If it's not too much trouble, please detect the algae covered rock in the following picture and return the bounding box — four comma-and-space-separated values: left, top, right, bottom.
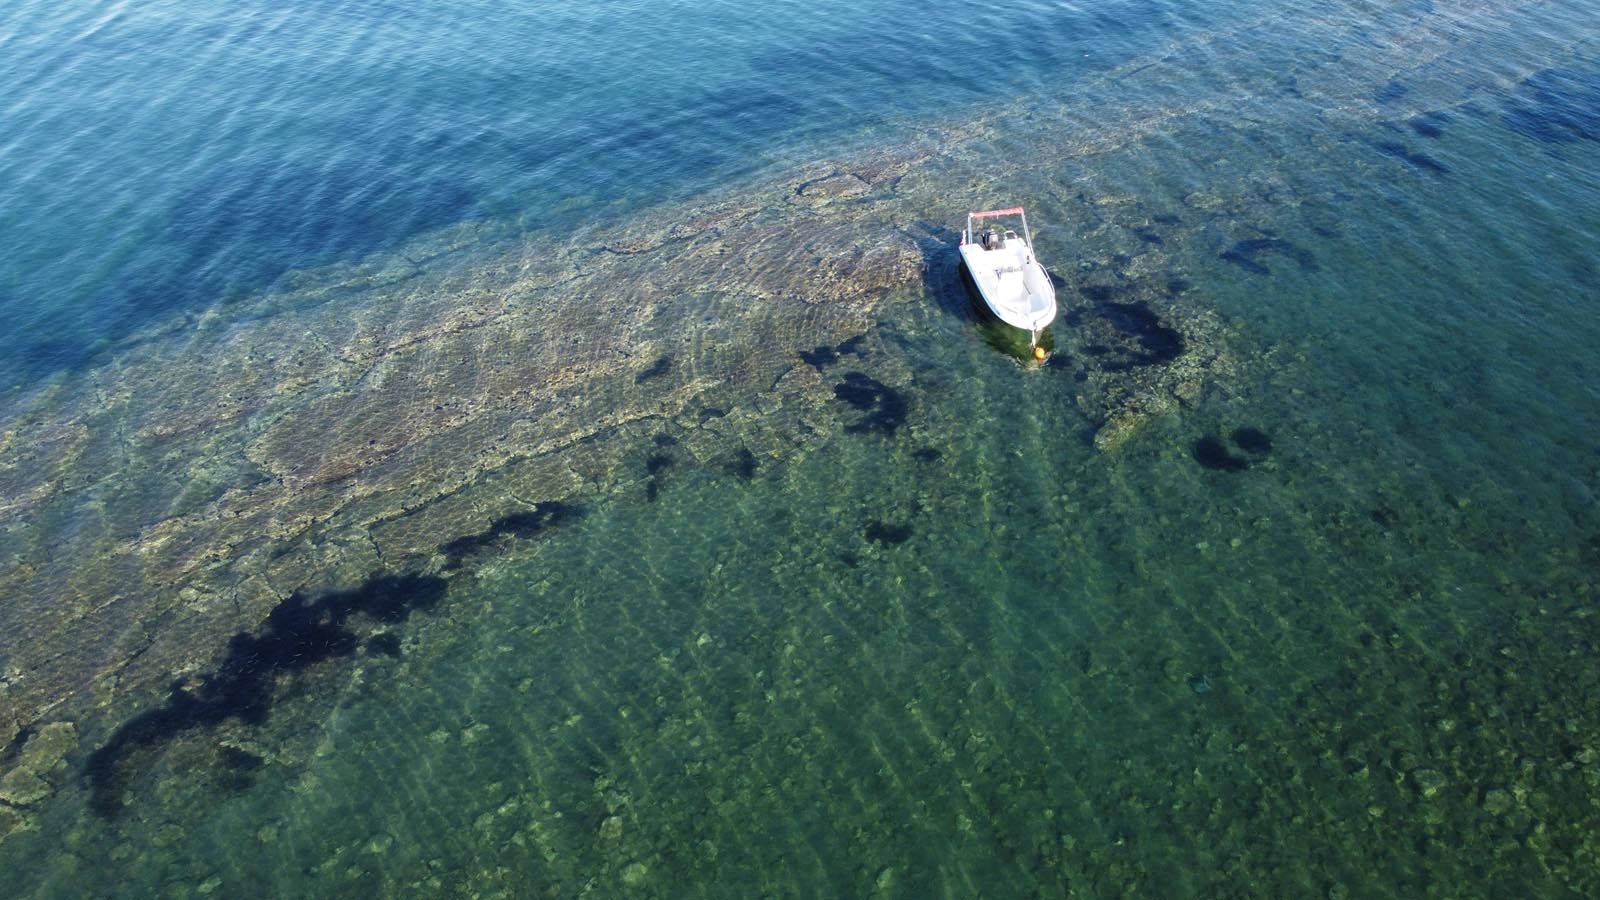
0, 804, 29, 845
0, 721, 70, 844
795, 172, 870, 204
621, 860, 649, 887
0, 771, 49, 807
0, 721, 75, 808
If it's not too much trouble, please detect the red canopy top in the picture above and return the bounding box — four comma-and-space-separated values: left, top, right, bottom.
971, 207, 1025, 218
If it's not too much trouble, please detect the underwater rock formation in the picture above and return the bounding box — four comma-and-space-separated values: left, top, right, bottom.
0, 722, 78, 842
633, 356, 673, 383
84, 573, 448, 815
864, 520, 915, 546
1374, 141, 1450, 175
439, 502, 582, 569
0, 61, 1263, 814
723, 448, 759, 481
1408, 112, 1449, 138
1041, 268, 1232, 452
1231, 426, 1273, 456
1501, 68, 1600, 144
1192, 427, 1274, 471
800, 332, 867, 371
0, 147, 927, 794
1218, 238, 1319, 276
1193, 436, 1250, 471
1068, 297, 1185, 372
645, 450, 675, 502
833, 372, 910, 436
795, 172, 870, 203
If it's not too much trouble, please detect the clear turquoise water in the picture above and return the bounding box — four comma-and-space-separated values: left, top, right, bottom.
0, 0, 1168, 384
4, 0, 1600, 896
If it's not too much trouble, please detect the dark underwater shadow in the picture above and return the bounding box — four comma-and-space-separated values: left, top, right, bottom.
5, 157, 483, 391
906, 219, 978, 323
82, 572, 451, 816
81, 500, 586, 818
1501, 67, 1600, 144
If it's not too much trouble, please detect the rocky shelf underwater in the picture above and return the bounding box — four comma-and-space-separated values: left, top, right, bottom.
0, 78, 1257, 832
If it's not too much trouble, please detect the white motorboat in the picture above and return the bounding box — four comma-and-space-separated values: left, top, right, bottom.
959, 206, 1057, 347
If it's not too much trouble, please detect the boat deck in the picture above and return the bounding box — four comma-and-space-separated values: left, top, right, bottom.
960, 240, 1054, 330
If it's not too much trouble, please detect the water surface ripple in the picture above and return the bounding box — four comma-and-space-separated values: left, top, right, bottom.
2, 0, 1599, 896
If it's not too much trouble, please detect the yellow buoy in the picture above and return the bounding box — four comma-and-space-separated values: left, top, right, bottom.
1032, 346, 1047, 361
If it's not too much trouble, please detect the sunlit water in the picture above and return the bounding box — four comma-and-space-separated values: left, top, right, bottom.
3, 0, 1600, 896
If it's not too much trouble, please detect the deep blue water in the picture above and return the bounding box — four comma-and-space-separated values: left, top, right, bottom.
0, 0, 1181, 385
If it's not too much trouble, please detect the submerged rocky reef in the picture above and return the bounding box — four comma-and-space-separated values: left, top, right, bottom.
0, 8, 1596, 900
5, 0, 1537, 830
0, 107, 1246, 829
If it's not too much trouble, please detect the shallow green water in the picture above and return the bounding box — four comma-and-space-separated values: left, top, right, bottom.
20, 240, 1600, 896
